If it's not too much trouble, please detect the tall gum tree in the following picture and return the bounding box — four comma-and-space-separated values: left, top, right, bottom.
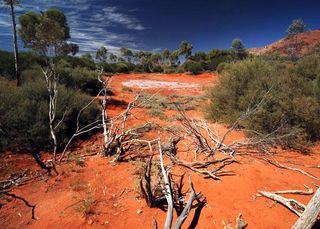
3, 0, 21, 86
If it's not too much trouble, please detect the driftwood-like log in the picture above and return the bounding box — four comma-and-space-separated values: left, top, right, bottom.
292, 188, 320, 229
265, 159, 319, 181
258, 191, 306, 216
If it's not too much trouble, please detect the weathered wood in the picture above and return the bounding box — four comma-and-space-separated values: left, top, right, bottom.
292, 188, 320, 229
258, 191, 306, 216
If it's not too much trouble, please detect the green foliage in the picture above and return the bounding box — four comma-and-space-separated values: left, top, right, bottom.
96, 46, 107, 62
286, 19, 306, 37
179, 41, 193, 59
231, 38, 247, 60
183, 60, 203, 75
0, 78, 100, 152
0, 50, 44, 80
19, 8, 70, 55
56, 66, 101, 95
216, 62, 230, 73
207, 57, 320, 143
111, 62, 129, 73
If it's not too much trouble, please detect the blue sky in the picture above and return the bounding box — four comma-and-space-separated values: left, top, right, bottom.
0, 0, 320, 55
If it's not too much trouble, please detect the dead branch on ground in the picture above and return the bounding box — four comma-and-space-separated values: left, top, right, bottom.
264, 158, 320, 181
292, 188, 320, 229
258, 191, 306, 216
162, 137, 237, 180
156, 137, 207, 229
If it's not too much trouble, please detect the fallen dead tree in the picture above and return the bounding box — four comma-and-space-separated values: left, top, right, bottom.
258, 187, 320, 228
153, 137, 207, 229
292, 188, 320, 229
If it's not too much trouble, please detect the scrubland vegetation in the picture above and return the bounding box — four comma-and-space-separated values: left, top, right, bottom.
1, 3, 320, 229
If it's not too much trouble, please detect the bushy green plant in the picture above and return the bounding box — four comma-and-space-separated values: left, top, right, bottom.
56, 66, 101, 95
207, 57, 320, 143
183, 60, 203, 75
0, 78, 100, 152
163, 66, 176, 74
111, 62, 129, 73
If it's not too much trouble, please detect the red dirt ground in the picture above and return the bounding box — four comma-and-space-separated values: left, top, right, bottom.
1, 73, 319, 229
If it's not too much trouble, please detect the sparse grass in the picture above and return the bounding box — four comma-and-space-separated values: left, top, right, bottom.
69, 178, 87, 192
147, 109, 167, 119
122, 86, 133, 92
67, 154, 86, 167
75, 195, 96, 216
138, 92, 207, 112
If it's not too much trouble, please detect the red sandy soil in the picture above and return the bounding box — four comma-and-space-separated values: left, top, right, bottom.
248, 29, 320, 56
1, 73, 320, 229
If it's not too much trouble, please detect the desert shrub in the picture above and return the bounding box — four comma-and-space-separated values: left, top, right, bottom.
183, 60, 203, 75
216, 62, 230, 73
0, 50, 44, 80
163, 66, 176, 74
0, 78, 100, 152
56, 55, 96, 70
111, 62, 129, 73
207, 55, 233, 71
150, 64, 163, 73
56, 66, 101, 95
207, 58, 320, 143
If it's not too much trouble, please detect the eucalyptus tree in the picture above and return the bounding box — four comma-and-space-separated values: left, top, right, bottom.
18, 8, 72, 161
231, 38, 247, 60
286, 19, 306, 37
162, 48, 171, 65
3, 0, 21, 86
169, 50, 180, 65
178, 41, 193, 60
96, 46, 108, 62
109, 53, 118, 63
120, 47, 133, 62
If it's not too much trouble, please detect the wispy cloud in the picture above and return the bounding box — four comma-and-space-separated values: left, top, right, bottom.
0, 0, 147, 53
102, 6, 147, 31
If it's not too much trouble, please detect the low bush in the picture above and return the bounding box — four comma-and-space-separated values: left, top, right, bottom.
57, 66, 101, 95
0, 78, 100, 152
207, 57, 320, 144
183, 60, 203, 75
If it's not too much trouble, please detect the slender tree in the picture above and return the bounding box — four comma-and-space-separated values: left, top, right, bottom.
179, 41, 193, 60
162, 48, 171, 65
4, 0, 21, 86
231, 38, 247, 60
286, 18, 306, 37
96, 46, 108, 62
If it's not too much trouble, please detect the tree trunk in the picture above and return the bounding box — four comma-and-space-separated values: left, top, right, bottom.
292, 188, 320, 229
10, 2, 21, 86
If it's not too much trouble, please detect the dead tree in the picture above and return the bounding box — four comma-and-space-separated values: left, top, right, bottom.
158, 137, 206, 229
292, 188, 320, 229
42, 64, 59, 161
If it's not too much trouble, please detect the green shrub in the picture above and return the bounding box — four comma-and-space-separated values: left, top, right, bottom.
0, 78, 100, 152
183, 60, 203, 75
163, 66, 176, 74
57, 66, 101, 95
216, 62, 230, 73
111, 62, 129, 73
207, 57, 320, 143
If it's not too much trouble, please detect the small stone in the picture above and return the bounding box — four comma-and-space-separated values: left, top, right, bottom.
137, 209, 143, 214
113, 203, 118, 207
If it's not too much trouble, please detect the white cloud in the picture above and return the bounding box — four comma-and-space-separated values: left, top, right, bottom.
102, 6, 147, 31
0, 0, 147, 53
